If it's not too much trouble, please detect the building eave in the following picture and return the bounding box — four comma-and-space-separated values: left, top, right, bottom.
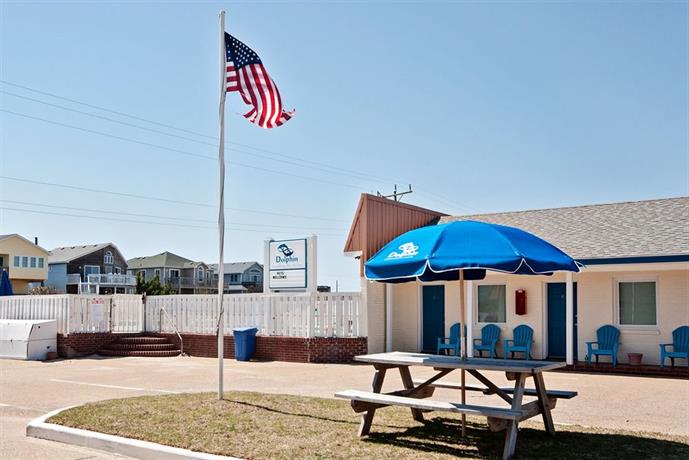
577, 255, 689, 265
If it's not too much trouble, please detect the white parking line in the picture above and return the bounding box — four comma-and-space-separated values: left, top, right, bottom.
0, 402, 45, 412
49, 379, 180, 394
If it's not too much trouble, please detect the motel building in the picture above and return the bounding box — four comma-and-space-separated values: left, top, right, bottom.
344, 194, 688, 368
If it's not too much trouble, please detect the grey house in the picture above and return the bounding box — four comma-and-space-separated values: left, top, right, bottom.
127, 251, 213, 294
209, 262, 263, 293
47, 243, 136, 294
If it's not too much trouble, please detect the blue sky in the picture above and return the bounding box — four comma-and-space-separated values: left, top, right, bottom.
1, 1, 687, 291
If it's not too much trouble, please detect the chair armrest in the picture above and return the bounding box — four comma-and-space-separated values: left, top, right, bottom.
504, 339, 514, 346
473, 339, 482, 344
586, 341, 597, 346
659, 343, 673, 351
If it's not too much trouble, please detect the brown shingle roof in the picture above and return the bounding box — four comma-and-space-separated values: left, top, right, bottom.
439, 197, 689, 260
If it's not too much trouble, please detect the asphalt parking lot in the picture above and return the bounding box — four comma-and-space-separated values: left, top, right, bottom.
1, 355, 687, 459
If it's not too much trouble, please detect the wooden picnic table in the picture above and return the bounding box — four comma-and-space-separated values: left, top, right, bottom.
336, 352, 576, 460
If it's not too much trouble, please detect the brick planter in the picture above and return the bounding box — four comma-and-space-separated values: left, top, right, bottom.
57, 333, 140, 358
152, 333, 367, 363
57, 332, 367, 363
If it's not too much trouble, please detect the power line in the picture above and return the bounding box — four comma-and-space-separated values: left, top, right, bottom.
0, 80, 213, 139
0, 176, 348, 222
1, 90, 219, 147
0, 199, 347, 232
0, 206, 345, 236
0, 109, 212, 160
0, 109, 372, 191
1, 81, 392, 183
0, 80, 479, 212
1, 90, 388, 184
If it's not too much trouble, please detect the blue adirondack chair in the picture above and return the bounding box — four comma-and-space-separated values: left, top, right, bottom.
437, 323, 461, 356
473, 324, 501, 358
660, 326, 689, 368
503, 325, 533, 359
586, 325, 620, 366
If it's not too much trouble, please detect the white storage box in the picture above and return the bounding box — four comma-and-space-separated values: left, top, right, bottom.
0, 319, 58, 360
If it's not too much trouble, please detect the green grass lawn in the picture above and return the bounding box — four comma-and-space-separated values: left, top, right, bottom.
48, 392, 689, 459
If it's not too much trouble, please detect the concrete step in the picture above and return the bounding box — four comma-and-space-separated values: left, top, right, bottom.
104, 343, 177, 351
117, 336, 170, 344
99, 349, 181, 357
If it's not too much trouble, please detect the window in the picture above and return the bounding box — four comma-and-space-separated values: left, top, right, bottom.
138, 270, 146, 281
22, 256, 28, 267
114, 266, 122, 274
169, 269, 180, 278
229, 274, 239, 283
104, 251, 113, 265
30, 257, 37, 268
197, 266, 204, 281
618, 281, 657, 326
154, 269, 161, 279
477, 284, 506, 323
38, 257, 44, 268
13, 256, 20, 267
84, 265, 100, 277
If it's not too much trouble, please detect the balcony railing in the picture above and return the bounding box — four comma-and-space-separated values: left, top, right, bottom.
87, 274, 137, 285
67, 273, 136, 286
166, 276, 215, 288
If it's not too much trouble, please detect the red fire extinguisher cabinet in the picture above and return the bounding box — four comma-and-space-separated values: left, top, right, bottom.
515, 289, 526, 315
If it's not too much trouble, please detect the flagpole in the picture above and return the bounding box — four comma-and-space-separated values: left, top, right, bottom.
217, 9, 227, 401
459, 269, 466, 437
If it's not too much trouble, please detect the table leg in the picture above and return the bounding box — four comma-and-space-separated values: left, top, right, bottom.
502, 373, 526, 460
358, 367, 387, 437
533, 372, 556, 435
461, 369, 467, 437
398, 366, 424, 422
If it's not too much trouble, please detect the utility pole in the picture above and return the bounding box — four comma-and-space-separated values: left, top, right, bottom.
377, 184, 413, 202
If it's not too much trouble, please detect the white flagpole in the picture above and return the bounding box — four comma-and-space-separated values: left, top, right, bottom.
217, 9, 227, 401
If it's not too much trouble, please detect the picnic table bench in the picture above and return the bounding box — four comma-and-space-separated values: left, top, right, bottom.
336, 352, 576, 460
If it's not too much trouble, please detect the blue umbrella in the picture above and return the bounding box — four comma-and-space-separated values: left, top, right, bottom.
0, 270, 14, 296
366, 220, 581, 282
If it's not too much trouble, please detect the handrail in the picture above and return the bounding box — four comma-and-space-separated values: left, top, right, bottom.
158, 306, 186, 356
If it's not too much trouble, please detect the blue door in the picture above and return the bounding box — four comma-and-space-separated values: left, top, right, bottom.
547, 283, 578, 359
422, 285, 445, 353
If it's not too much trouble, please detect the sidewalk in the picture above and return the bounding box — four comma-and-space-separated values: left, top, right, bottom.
1, 355, 687, 459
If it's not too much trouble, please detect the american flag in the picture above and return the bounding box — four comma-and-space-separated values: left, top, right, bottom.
225, 33, 294, 129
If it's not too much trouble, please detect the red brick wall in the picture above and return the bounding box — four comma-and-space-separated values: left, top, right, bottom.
57, 332, 367, 363
57, 332, 138, 358
154, 333, 367, 363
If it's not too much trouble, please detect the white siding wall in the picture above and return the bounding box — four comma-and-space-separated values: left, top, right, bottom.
578, 268, 689, 364
385, 265, 689, 365
391, 282, 420, 352
362, 279, 386, 353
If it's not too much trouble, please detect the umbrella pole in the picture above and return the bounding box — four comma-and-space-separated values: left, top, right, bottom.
459, 269, 466, 437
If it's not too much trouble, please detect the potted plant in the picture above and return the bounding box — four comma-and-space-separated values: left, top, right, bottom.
627, 352, 643, 365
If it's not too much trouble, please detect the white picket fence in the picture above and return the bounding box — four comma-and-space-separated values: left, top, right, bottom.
0, 294, 71, 333
0, 292, 365, 338
146, 293, 364, 337
0, 294, 143, 334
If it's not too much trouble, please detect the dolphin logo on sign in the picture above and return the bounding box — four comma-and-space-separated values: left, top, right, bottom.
277, 243, 294, 257
385, 242, 419, 260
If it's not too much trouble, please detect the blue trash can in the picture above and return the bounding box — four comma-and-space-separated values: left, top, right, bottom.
233, 327, 258, 361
